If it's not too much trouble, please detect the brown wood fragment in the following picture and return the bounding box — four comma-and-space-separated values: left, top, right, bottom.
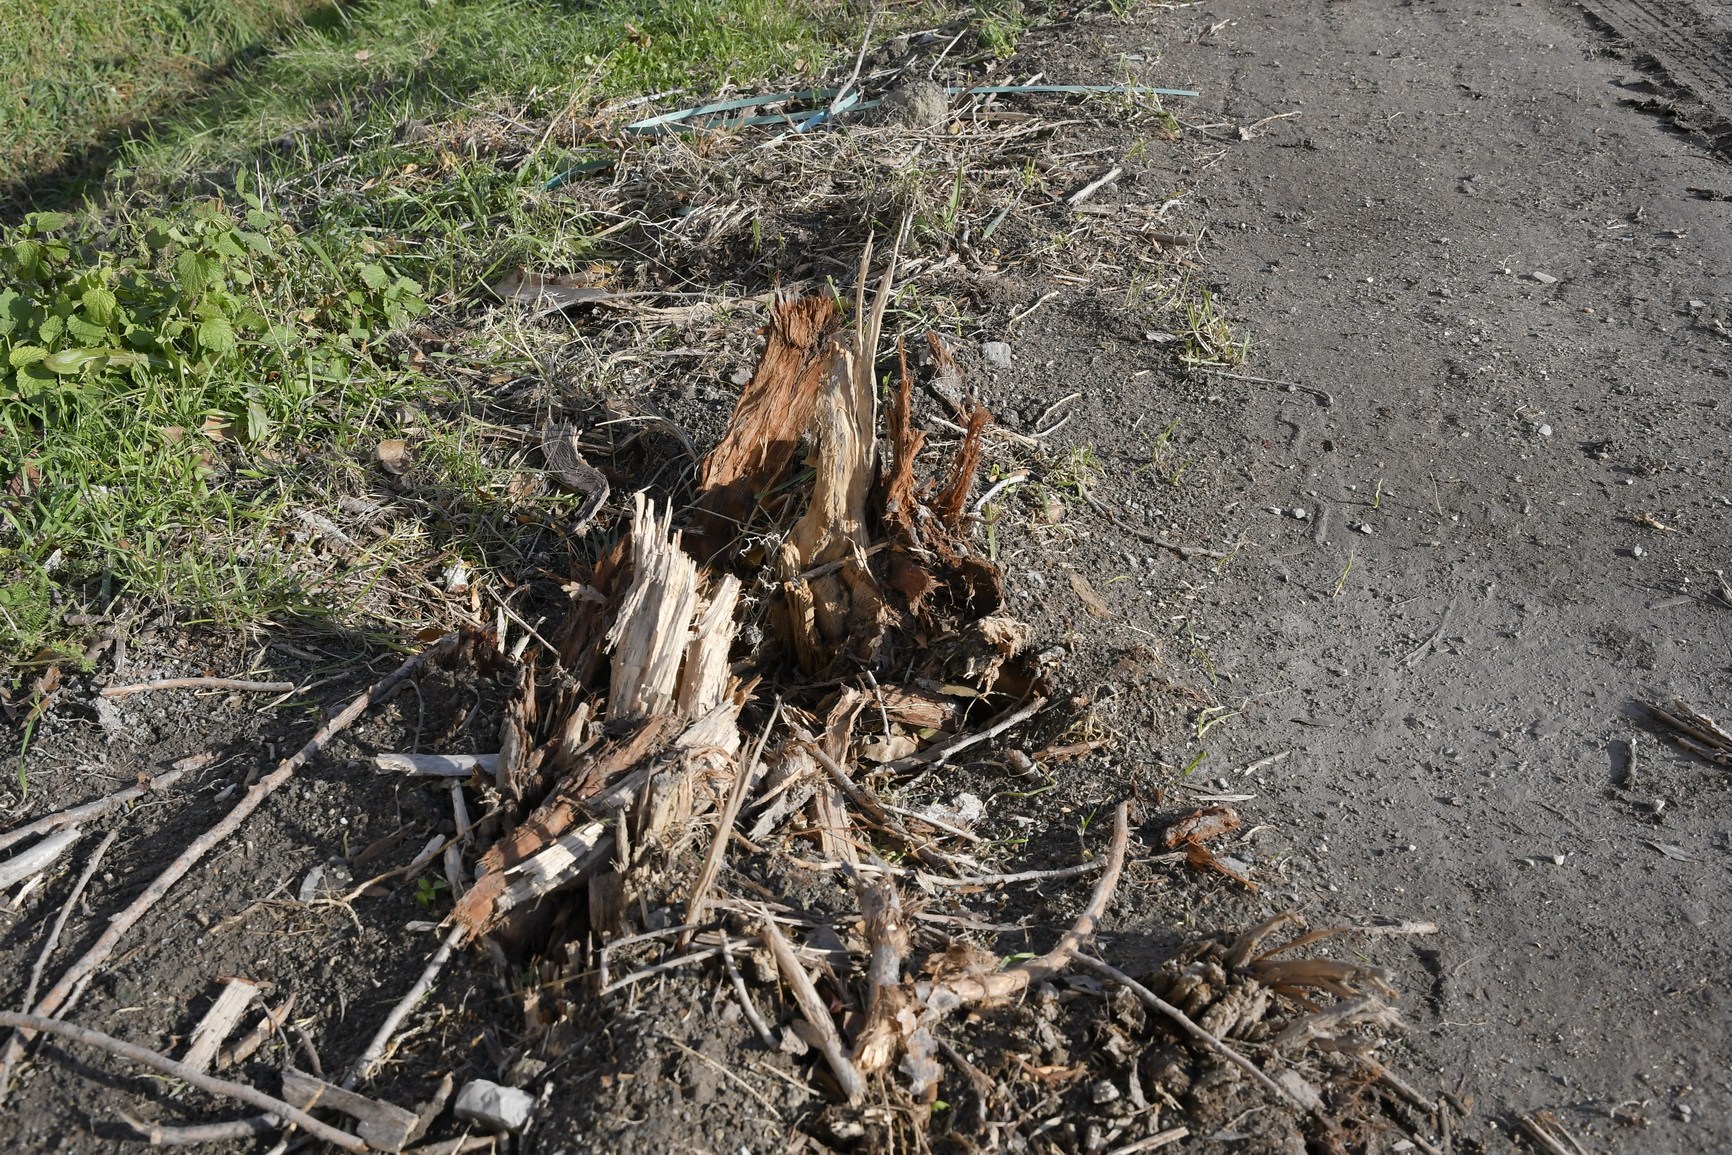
282, 1066, 419, 1152
931, 405, 992, 527
1069, 571, 1112, 618
1161, 805, 1242, 849
690, 295, 843, 557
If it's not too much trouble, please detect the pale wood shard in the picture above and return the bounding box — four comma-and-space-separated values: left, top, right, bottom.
761, 916, 866, 1105
181, 978, 260, 1074
675, 575, 742, 717
607, 494, 700, 721
282, 1066, 419, 1152
455, 821, 612, 934
810, 781, 861, 868
373, 753, 499, 777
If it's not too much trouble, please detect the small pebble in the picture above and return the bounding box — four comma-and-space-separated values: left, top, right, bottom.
1292, 507, 1308, 519
981, 341, 1013, 369
1531, 271, 1559, 285
1632, 544, 1646, 558
1537, 424, 1552, 437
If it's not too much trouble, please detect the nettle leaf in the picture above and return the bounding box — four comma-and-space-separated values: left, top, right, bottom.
81, 285, 118, 327
25, 212, 73, 233
358, 264, 390, 290
0, 289, 21, 336
246, 400, 271, 442
37, 314, 64, 344
66, 315, 108, 344
7, 345, 48, 369
177, 251, 220, 297
197, 314, 238, 357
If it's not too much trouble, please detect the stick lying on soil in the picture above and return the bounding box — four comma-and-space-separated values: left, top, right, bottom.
0, 633, 460, 1100
0, 1012, 365, 1152
100, 677, 297, 698
343, 925, 468, 1089
0, 758, 200, 854
19, 830, 116, 1013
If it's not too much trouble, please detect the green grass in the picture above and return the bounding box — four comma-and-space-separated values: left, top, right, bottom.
1, 0, 321, 186
0, 0, 911, 677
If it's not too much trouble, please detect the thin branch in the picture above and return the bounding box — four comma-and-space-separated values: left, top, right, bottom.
720, 935, 776, 1048
21, 831, 117, 1013
0, 1012, 363, 1152
120, 1113, 278, 1146
931, 801, 1130, 1003
0, 764, 192, 855
100, 678, 296, 698
342, 924, 466, 1089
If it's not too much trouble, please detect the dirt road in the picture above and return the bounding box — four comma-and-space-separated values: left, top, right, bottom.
1109, 0, 1732, 1147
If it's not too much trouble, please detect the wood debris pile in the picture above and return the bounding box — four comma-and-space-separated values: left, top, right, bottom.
404, 247, 1434, 1150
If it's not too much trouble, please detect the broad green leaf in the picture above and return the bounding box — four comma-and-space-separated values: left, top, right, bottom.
8, 345, 48, 369
358, 264, 389, 290
81, 286, 118, 326
197, 315, 237, 357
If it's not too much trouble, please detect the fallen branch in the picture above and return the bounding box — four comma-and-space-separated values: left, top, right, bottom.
120, 1113, 279, 1146
0, 761, 197, 854
0, 1011, 364, 1152
881, 695, 1047, 774
930, 801, 1130, 1005
0, 826, 81, 891
1068, 953, 1298, 1109
343, 924, 467, 1089
20, 830, 116, 1013
0, 633, 459, 1099
760, 915, 866, 1104
100, 678, 296, 698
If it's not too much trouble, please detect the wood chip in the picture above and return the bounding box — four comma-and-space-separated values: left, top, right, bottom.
181, 979, 260, 1074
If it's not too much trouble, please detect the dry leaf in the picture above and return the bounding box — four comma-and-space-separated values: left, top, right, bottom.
1162, 805, 1242, 848
200, 414, 231, 442
1069, 572, 1112, 618
376, 439, 411, 475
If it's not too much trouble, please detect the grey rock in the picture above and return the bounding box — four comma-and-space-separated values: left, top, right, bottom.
981, 341, 1012, 369
875, 79, 948, 128
454, 1079, 535, 1133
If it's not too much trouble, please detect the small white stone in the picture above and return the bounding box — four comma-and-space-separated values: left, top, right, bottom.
981, 341, 1013, 369
455, 1080, 536, 1133
1292, 507, 1308, 519
1531, 271, 1558, 285
1632, 544, 1646, 558
1537, 424, 1552, 437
